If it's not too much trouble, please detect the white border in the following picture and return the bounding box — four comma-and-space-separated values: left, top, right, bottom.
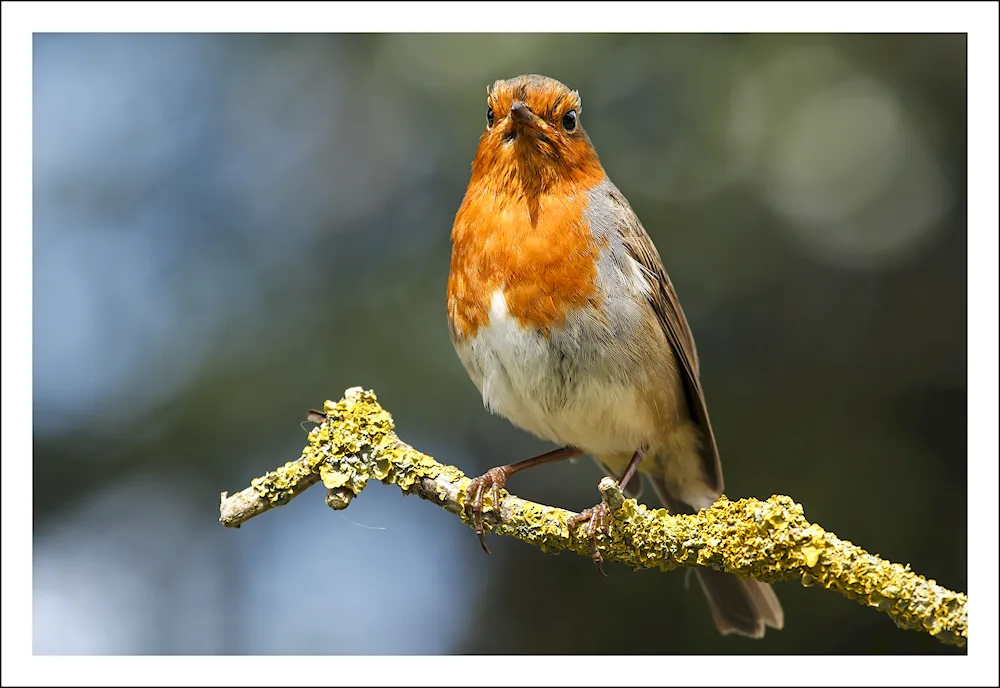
3, 2, 997, 686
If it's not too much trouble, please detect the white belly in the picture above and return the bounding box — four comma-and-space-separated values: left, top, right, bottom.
454, 289, 662, 456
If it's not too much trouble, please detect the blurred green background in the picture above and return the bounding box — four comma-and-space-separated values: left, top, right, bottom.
33, 33, 966, 655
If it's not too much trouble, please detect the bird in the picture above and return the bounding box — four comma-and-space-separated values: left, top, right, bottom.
445, 74, 783, 638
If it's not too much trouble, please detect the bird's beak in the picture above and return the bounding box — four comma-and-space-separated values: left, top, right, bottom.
509, 100, 544, 131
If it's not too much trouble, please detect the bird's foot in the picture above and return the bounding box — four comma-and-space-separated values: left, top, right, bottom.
568, 501, 613, 576
463, 466, 510, 554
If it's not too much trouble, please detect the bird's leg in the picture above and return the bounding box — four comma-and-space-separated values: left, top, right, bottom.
464, 445, 581, 554
568, 449, 645, 576
616, 449, 645, 497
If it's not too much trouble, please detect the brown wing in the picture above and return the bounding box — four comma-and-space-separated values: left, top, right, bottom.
608, 187, 724, 494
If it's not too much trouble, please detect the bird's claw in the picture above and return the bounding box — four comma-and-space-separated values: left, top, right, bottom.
568, 501, 613, 576
463, 466, 509, 554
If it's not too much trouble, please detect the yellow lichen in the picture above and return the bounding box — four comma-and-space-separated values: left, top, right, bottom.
231, 387, 966, 647
300, 389, 467, 505
801, 545, 822, 568
319, 465, 350, 490
250, 459, 314, 505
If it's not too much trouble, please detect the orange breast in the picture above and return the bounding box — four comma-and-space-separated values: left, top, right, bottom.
447, 189, 602, 340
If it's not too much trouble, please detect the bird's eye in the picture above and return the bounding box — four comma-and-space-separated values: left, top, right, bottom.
562, 110, 577, 132
487, 106, 495, 128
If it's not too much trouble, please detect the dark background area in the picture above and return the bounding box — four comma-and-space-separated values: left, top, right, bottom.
32, 33, 966, 655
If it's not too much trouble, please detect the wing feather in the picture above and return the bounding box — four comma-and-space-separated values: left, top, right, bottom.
608, 187, 723, 493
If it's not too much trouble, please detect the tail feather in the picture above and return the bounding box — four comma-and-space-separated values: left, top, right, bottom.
694, 567, 784, 638
650, 476, 784, 638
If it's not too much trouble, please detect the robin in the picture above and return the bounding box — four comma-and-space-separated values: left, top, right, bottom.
446, 74, 783, 638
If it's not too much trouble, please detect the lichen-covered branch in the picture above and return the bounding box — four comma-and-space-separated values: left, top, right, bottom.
219, 387, 968, 647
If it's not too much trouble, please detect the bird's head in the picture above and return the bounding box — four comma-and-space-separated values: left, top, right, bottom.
469, 74, 605, 194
